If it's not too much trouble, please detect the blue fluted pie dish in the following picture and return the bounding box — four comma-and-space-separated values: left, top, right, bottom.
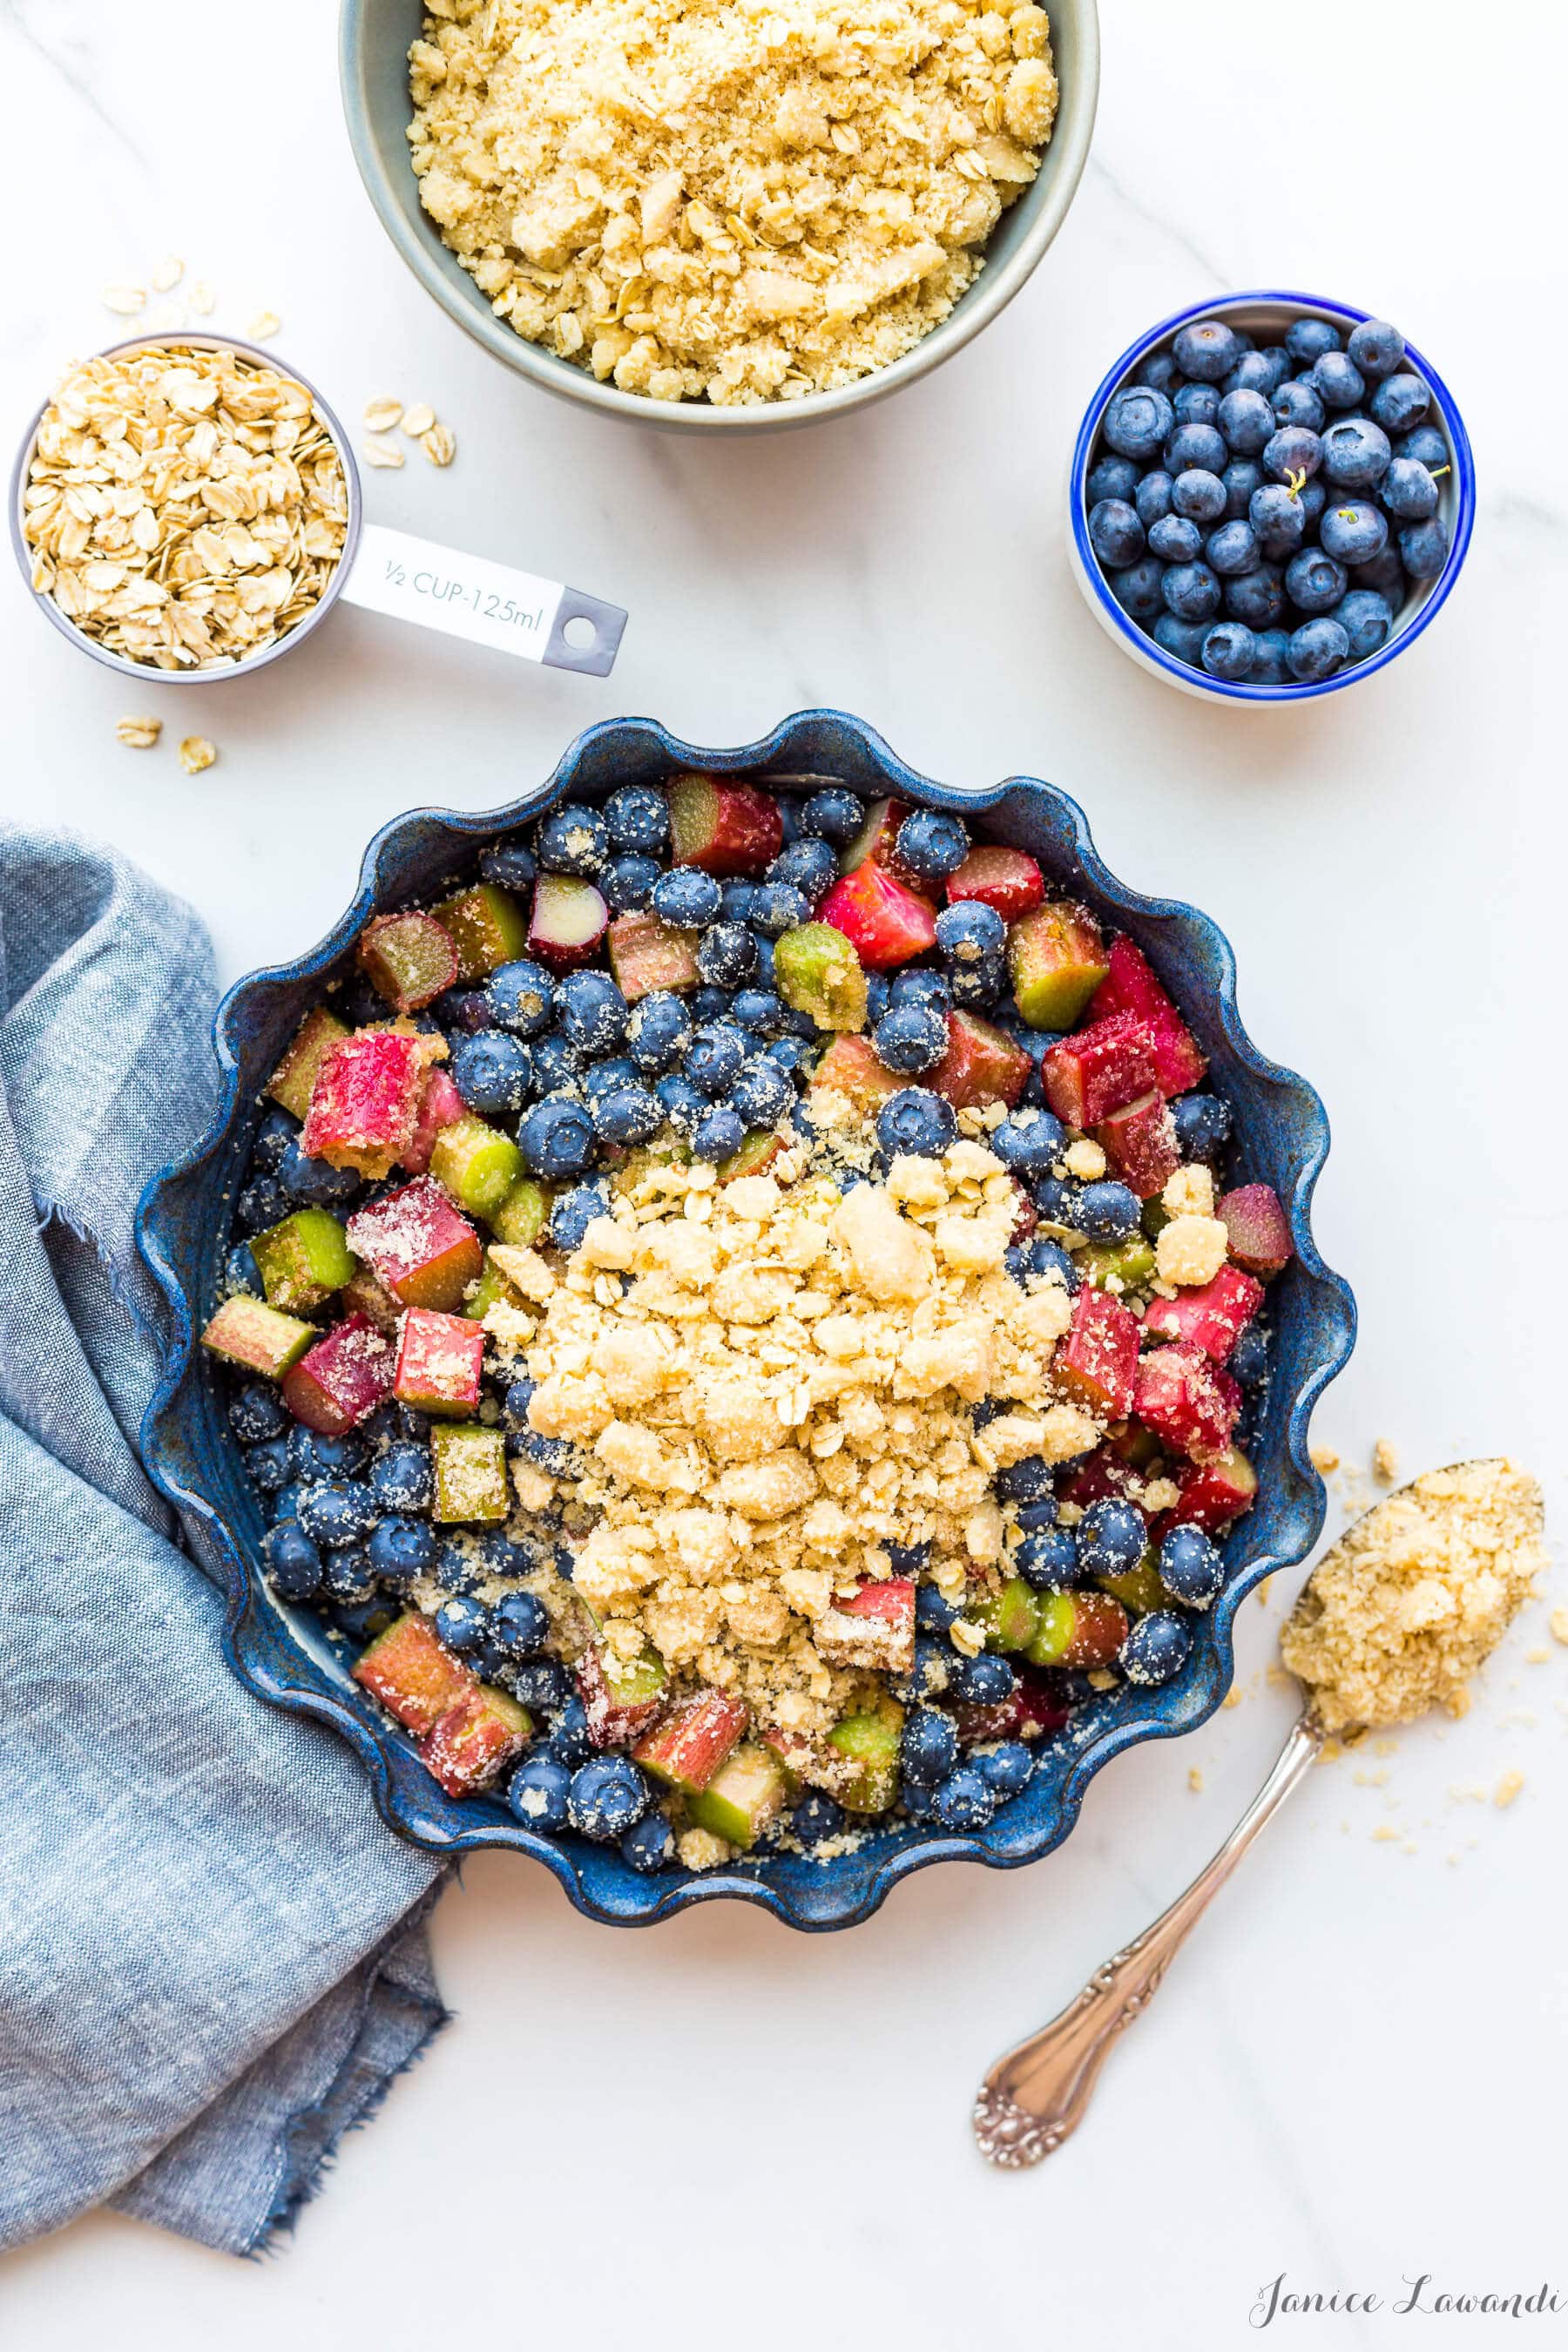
136, 710, 1355, 1929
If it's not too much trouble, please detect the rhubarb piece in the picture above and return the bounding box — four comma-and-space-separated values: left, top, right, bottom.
280, 1312, 395, 1433
808, 1032, 904, 1112
463, 1250, 523, 1322
529, 874, 611, 976
1218, 1183, 1294, 1278
341, 1263, 402, 1331
301, 1028, 434, 1179
633, 1688, 749, 1795
429, 1422, 510, 1522
1053, 1285, 1140, 1419
395, 1307, 486, 1416
686, 1740, 789, 1849
1163, 1444, 1258, 1534
838, 794, 912, 878
1042, 1014, 1159, 1129
666, 773, 783, 876
945, 844, 1045, 922
720, 1131, 787, 1184
1134, 1342, 1240, 1463
954, 1673, 1071, 1747
347, 1178, 483, 1311
605, 909, 699, 1000
1142, 1264, 1265, 1362
357, 910, 460, 1014
248, 1207, 356, 1314
971, 1574, 1043, 1653
402, 1067, 468, 1176
1090, 936, 1206, 1097
1096, 1551, 1166, 1614
1097, 1089, 1180, 1200
1007, 901, 1110, 1031
815, 1578, 916, 1673
490, 1176, 551, 1247
1060, 1441, 1145, 1510
432, 882, 530, 980
266, 1004, 349, 1120
1079, 1233, 1158, 1293
773, 923, 868, 1031
353, 1610, 471, 1734
817, 858, 938, 971
420, 1683, 533, 1795
199, 1294, 314, 1379
429, 1113, 523, 1220
577, 1642, 668, 1747
929, 1009, 1031, 1111
1026, 1590, 1130, 1670
825, 1699, 903, 1814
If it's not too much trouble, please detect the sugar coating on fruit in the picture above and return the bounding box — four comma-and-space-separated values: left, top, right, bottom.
1281, 1461, 1546, 1732
407, 0, 1058, 408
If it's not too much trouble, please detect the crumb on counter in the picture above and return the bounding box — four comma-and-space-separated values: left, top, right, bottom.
1494, 1767, 1525, 1809
1373, 1436, 1399, 1484
1309, 1442, 1340, 1474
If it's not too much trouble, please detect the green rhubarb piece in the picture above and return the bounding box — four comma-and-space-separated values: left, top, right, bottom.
490, 1176, 551, 1247
1080, 1234, 1158, 1293
602, 1644, 668, 1712
1007, 902, 1111, 1031
199, 1294, 316, 1378
774, 923, 868, 1033
463, 1251, 519, 1321
1024, 1592, 1076, 1668
826, 1700, 903, 1815
429, 1422, 510, 1523
1141, 1197, 1172, 1239
249, 1207, 356, 1313
358, 910, 460, 1014
429, 1114, 523, 1220
719, 1130, 785, 1183
266, 1004, 349, 1121
686, 1741, 788, 1850
971, 1574, 1043, 1654
1097, 1551, 1166, 1615
433, 883, 529, 981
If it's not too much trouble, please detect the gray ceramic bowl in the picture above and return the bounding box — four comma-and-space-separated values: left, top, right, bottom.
338, 0, 1098, 433
136, 709, 1355, 1930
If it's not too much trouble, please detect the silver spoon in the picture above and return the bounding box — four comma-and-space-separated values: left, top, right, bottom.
972, 1705, 1324, 2169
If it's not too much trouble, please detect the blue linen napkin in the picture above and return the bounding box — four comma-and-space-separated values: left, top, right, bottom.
0, 828, 448, 2258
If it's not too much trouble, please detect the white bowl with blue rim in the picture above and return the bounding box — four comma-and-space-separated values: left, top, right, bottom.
1068, 291, 1476, 706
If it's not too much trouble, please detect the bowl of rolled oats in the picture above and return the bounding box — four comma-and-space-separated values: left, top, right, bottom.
10, 336, 359, 680
340, 0, 1099, 427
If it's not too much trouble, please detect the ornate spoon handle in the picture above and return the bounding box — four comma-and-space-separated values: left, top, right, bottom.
973, 1708, 1324, 2169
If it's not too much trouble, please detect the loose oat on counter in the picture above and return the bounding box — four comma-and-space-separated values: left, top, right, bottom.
407, 0, 1058, 405
1281, 1459, 1547, 1733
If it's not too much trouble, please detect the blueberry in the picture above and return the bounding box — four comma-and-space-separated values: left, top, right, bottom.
696, 1105, 749, 1163
224, 1242, 263, 1297
1320, 500, 1388, 566
868, 1003, 944, 1078
550, 1179, 612, 1252
1087, 453, 1139, 508
1369, 372, 1429, 436
509, 1755, 573, 1831
1349, 544, 1407, 602
230, 1382, 287, 1445
1200, 621, 1258, 682
490, 1591, 550, 1659
1133, 470, 1175, 527
568, 1755, 649, 1841
1330, 586, 1391, 662
876, 1086, 956, 1159
1319, 416, 1391, 493
1220, 458, 1264, 520
1164, 422, 1228, 478
235, 1175, 286, 1233
684, 1021, 747, 1098
529, 1032, 582, 1094
432, 1537, 482, 1595
1223, 564, 1285, 630
790, 1790, 848, 1849
1032, 1173, 1083, 1230
1263, 426, 1322, 485
590, 1083, 661, 1146
481, 842, 538, 891
1378, 456, 1439, 522
1171, 1092, 1231, 1164
1284, 316, 1341, 365
655, 1072, 705, 1134
1395, 423, 1448, 470
621, 1812, 675, 1872
243, 1436, 293, 1493
1225, 349, 1282, 395
733, 1056, 793, 1126
914, 1582, 955, 1632
1170, 469, 1227, 523
519, 1097, 595, 1179
1101, 384, 1174, 462
1296, 478, 1328, 529
800, 787, 865, 846
767, 838, 839, 903
1172, 382, 1220, 429
603, 853, 660, 913
275, 1139, 361, 1208
978, 1742, 1033, 1798
935, 901, 1004, 966
1228, 1322, 1269, 1385
901, 1706, 960, 1785
321, 1549, 377, 1605
753, 882, 814, 940
762, 1034, 809, 1078
295, 1483, 376, 1551
994, 1453, 1053, 1504
1287, 618, 1351, 682
693, 923, 760, 997
1151, 612, 1209, 666
1249, 483, 1308, 560
451, 1030, 532, 1115
581, 1056, 639, 1106
1120, 1609, 1193, 1685
720, 880, 758, 923
1173, 317, 1240, 382
290, 1427, 368, 1482
905, 1634, 955, 1702
1106, 556, 1166, 621
602, 784, 670, 855
651, 867, 722, 929
1159, 1525, 1225, 1608
893, 813, 968, 888
625, 990, 692, 1076
1074, 1179, 1140, 1241
1309, 351, 1364, 412
1077, 1497, 1146, 1578
369, 1443, 433, 1515
436, 1595, 489, 1653
514, 1429, 584, 1478
1284, 547, 1348, 615
1135, 349, 1180, 395
1087, 498, 1146, 570
1147, 514, 1200, 564
1205, 520, 1260, 578
553, 971, 626, 1059
889, 969, 953, 1015
949, 1663, 1017, 1713
1398, 515, 1449, 578
1215, 387, 1274, 457
932, 1765, 998, 1829
1271, 379, 1325, 433
1346, 318, 1404, 380
267, 1480, 309, 1528
990, 1108, 1064, 1176
513, 1658, 572, 1713
537, 802, 609, 877
1017, 1526, 1080, 1591
1161, 562, 1222, 625
367, 1517, 435, 1586
1025, 1238, 1079, 1293
261, 1519, 322, 1600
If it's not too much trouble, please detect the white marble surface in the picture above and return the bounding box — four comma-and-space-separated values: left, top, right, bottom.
3, 0, 1565, 2342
